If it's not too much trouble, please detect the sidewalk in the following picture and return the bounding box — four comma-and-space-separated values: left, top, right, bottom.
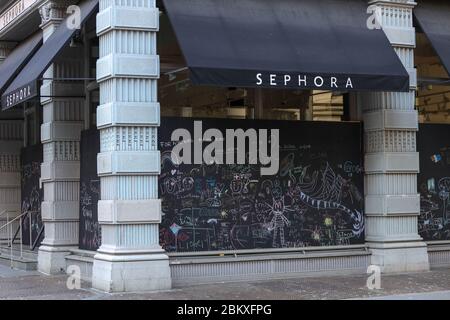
1, 264, 449, 300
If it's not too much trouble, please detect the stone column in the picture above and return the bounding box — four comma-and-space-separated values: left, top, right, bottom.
38, 0, 85, 274
92, 0, 171, 292
360, 0, 429, 272
0, 43, 22, 243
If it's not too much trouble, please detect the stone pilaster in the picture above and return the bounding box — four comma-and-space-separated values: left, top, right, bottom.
360, 0, 429, 272
0, 43, 22, 242
91, 0, 171, 292
37, 0, 85, 274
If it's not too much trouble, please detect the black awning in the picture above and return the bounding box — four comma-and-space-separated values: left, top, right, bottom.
414, 0, 450, 77
0, 32, 42, 104
163, 0, 409, 92
1, 0, 98, 111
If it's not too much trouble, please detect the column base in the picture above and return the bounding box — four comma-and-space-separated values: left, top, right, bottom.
368, 241, 430, 273
92, 251, 172, 293
38, 245, 75, 275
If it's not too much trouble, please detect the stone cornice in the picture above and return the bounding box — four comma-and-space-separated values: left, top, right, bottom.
0, 0, 44, 38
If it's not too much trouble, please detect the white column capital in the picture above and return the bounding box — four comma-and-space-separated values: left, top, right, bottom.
39, 0, 73, 30
368, 0, 417, 8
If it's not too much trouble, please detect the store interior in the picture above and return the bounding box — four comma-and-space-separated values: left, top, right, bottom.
415, 23, 450, 124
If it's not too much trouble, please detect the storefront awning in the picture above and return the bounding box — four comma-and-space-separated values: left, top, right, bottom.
414, 0, 450, 78
1, 0, 98, 111
0, 32, 42, 109
163, 0, 410, 92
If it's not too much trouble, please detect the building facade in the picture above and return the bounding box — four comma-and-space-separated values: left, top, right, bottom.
0, 0, 449, 293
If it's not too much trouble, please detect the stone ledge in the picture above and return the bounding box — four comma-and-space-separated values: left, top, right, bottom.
169, 247, 371, 287
365, 194, 420, 215
363, 109, 418, 131
97, 151, 160, 176
97, 102, 160, 128
97, 53, 159, 82
41, 121, 83, 142
98, 199, 161, 224
40, 82, 85, 105
97, 6, 159, 35
41, 201, 79, 220
40, 161, 80, 182
382, 26, 415, 47
365, 152, 419, 173
427, 242, 450, 268
65, 246, 371, 287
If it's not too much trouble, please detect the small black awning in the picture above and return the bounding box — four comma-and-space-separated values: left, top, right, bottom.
414, 0, 450, 77
0, 32, 42, 103
163, 0, 410, 92
1, 0, 98, 111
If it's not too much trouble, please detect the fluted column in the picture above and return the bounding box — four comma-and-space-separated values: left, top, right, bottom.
0, 43, 22, 242
37, 0, 85, 274
91, 0, 171, 292
360, 0, 429, 272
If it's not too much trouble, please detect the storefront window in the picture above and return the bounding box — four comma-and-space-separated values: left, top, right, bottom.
416, 30, 450, 124
415, 24, 450, 240
156, 12, 364, 253
158, 14, 347, 123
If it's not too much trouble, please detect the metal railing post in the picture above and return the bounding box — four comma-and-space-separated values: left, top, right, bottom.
7, 212, 12, 269
0, 211, 31, 267
19, 216, 23, 260
29, 215, 32, 250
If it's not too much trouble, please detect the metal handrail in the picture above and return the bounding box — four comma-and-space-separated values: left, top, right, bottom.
32, 226, 45, 251
0, 209, 16, 218
0, 213, 26, 231
0, 211, 23, 269
11, 210, 40, 245
1, 210, 43, 268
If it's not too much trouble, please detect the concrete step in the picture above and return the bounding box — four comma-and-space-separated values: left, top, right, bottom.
0, 252, 37, 271
0, 244, 38, 260
0, 244, 38, 271
427, 242, 450, 268
65, 249, 95, 282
